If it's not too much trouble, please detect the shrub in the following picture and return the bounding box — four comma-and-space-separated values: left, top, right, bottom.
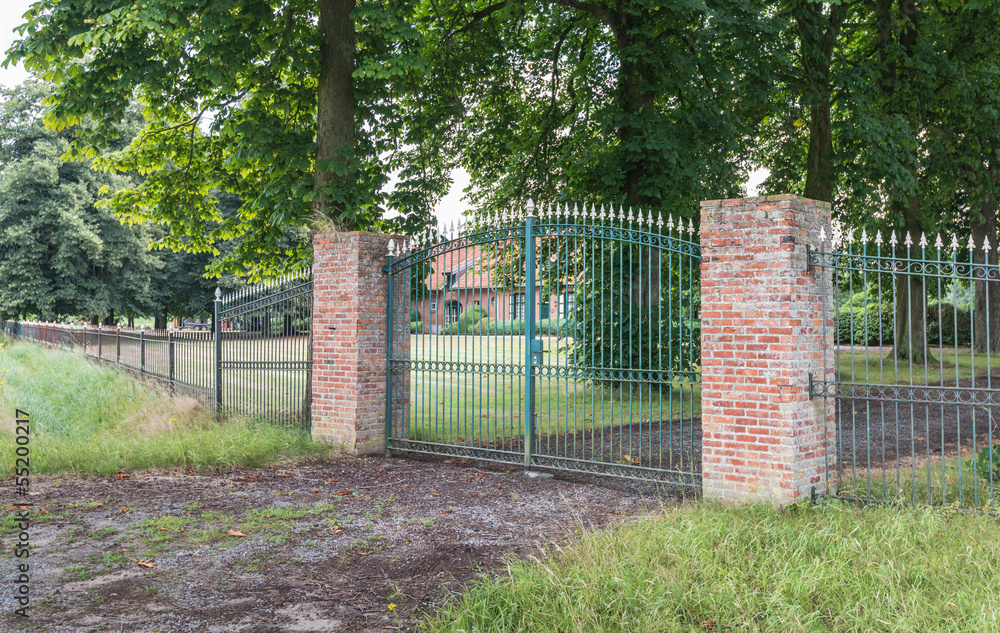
440, 305, 489, 334
537, 318, 574, 336
410, 321, 422, 334
410, 307, 420, 322
481, 319, 526, 335
836, 304, 894, 346
926, 302, 972, 346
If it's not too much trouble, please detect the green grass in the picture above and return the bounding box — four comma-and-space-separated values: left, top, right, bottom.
238, 503, 342, 543
835, 452, 1000, 511
404, 334, 700, 443
834, 345, 1000, 385
425, 502, 1000, 633
0, 342, 330, 475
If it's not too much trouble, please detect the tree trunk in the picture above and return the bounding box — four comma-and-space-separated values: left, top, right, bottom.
892, 194, 932, 362
798, 2, 840, 203
973, 171, 1000, 353
315, 0, 357, 228
103, 309, 116, 326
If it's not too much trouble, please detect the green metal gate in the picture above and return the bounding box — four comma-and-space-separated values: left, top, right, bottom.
385, 203, 701, 486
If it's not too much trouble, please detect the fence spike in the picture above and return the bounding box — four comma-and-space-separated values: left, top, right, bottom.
599, 204, 606, 222
846, 228, 855, 244
627, 207, 634, 225
687, 217, 695, 236
950, 234, 959, 250
860, 228, 869, 244
889, 230, 898, 247
934, 233, 943, 249
874, 230, 883, 246
984, 236, 992, 252
919, 232, 928, 248
904, 231, 913, 248
819, 226, 827, 242
667, 214, 675, 233
967, 234, 977, 251
656, 211, 664, 229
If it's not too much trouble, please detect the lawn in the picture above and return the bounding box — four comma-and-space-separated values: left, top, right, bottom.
0, 341, 328, 475
401, 333, 700, 446
426, 501, 1000, 633
833, 344, 1000, 386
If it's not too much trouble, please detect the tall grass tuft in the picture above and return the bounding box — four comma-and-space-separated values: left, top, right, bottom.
425, 502, 1000, 632
0, 342, 329, 475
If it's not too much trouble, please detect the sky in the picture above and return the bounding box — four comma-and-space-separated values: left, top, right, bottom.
0, 1, 764, 229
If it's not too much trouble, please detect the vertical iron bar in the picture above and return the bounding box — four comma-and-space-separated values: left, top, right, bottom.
524, 216, 537, 467
385, 256, 395, 455
168, 331, 175, 395
214, 288, 223, 413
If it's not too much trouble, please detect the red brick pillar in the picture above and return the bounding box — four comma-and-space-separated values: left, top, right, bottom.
699, 195, 835, 505
311, 232, 405, 454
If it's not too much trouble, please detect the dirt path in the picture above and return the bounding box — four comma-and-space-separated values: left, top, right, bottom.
1, 456, 662, 632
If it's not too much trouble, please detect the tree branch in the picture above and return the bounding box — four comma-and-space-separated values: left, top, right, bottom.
554, 0, 618, 32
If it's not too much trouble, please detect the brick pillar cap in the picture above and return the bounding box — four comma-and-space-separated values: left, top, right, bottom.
700, 194, 832, 211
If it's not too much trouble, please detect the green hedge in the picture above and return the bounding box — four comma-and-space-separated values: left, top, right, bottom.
410, 321, 422, 334
836, 304, 894, 346
926, 302, 972, 346
440, 305, 489, 335
478, 319, 525, 335
836, 301, 972, 346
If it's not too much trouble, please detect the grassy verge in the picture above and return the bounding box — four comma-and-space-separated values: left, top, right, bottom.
425, 502, 1000, 633
0, 341, 330, 475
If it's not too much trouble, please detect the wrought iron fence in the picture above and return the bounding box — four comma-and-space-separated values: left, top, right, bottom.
216, 268, 313, 429
385, 202, 701, 487
1, 268, 313, 430
810, 228, 1000, 511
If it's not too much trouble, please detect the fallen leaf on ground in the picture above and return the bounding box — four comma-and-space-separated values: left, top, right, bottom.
227, 530, 251, 538
335, 490, 353, 496
311, 489, 321, 493
119, 508, 129, 514
330, 525, 344, 533
358, 552, 369, 556
114, 473, 131, 479
443, 459, 455, 463
326, 478, 338, 483
134, 559, 156, 568
92, 503, 104, 508
159, 527, 168, 531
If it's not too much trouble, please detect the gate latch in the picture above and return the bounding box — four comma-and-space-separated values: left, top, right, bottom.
530, 338, 545, 364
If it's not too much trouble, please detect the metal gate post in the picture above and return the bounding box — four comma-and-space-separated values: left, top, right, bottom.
384, 255, 395, 456
168, 330, 175, 395
140, 327, 146, 375
523, 215, 537, 466
97, 325, 102, 359
214, 288, 223, 411
116, 326, 121, 363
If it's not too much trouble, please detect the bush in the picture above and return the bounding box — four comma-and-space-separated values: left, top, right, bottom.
537, 318, 574, 336
836, 304, 894, 346
926, 302, 972, 346
410, 321, 422, 334
440, 305, 489, 335
410, 307, 420, 322
480, 319, 526, 335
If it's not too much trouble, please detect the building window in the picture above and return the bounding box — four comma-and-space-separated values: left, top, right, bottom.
430, 302, 437, 312
558, 292, 575, 318
444, 301, 462, 326
510, 293, 526, 320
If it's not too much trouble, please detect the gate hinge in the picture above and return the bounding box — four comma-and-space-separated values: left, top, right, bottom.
805, 244, 812, 272
807, 372, 814, 399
